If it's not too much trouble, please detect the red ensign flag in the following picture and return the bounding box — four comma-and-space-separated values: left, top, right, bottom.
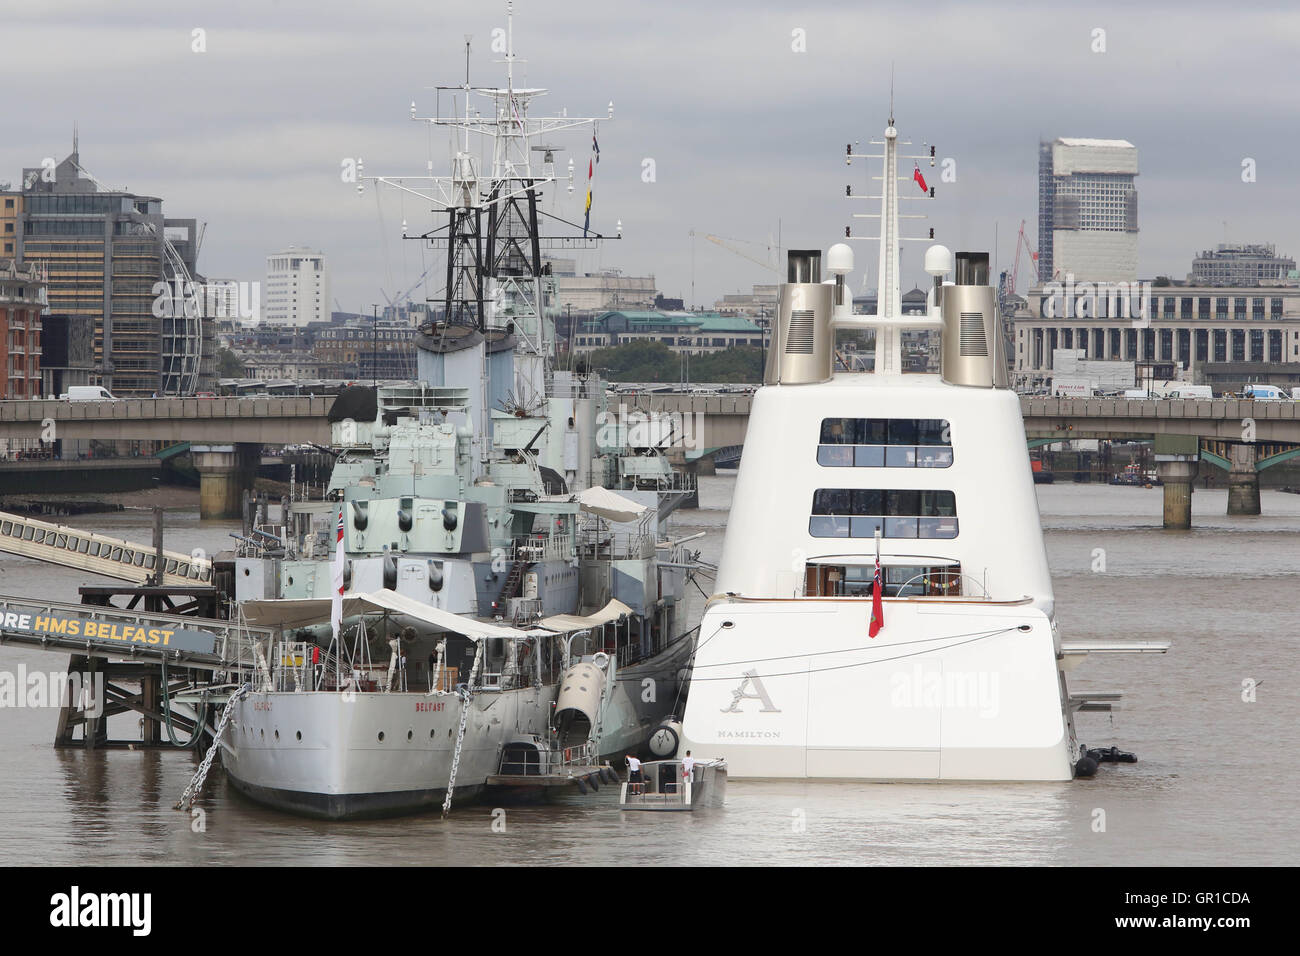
914, 164, 928, 193
869, 554, 884, 638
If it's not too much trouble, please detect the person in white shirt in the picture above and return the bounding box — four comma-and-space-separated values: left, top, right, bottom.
626, 754, 644, 794
681, 751, 696, 784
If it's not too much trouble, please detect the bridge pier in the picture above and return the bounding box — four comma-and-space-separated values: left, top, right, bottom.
1156, 459, 1199, 529
690, 455, 717, 477
1154, 436, 1199, 530
193, 443, 259, 520
1227, 444, 1261, 516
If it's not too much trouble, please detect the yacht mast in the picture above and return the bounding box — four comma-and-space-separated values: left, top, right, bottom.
846, 113, 939, 375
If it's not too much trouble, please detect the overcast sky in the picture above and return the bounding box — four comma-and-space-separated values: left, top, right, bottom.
3, 0, 1299, 312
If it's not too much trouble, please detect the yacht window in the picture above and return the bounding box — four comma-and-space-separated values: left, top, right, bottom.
817, 418, 952, 468
805, 562, 963, 597
809, 489, 958, 539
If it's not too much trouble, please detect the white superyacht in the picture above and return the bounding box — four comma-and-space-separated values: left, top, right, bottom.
679, 117, 1167, 781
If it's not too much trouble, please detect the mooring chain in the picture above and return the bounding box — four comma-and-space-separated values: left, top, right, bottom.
175, 683, 251, 811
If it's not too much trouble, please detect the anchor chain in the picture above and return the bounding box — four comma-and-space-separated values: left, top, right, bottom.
175, 683, 250, 811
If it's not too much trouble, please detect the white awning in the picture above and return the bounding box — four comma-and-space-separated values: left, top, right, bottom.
577, 486, 647, 522
238, 588, 543, 641
539, 598, 635, 633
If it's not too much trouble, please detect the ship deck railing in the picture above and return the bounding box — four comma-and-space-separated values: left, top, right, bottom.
577, 530, 656, 561
509, 533, 573, 564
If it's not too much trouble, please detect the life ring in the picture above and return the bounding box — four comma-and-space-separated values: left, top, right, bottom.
593, 651, 610, 671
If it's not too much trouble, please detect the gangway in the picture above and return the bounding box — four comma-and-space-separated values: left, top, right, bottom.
0, 593, 274, 749
0, 593, 268, 671
0, 510, 213, 586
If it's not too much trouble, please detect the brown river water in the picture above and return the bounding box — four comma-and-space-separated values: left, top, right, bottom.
0, 478, 1296, 865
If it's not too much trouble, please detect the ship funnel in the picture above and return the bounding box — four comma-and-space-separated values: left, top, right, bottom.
764, 249, 834, 386
940, 251, 1008, 389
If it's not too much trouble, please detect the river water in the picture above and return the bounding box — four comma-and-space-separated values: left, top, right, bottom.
0, 478, 1296, 866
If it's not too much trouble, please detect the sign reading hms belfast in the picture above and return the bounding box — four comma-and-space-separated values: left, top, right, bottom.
679, 113, 1169, 781
216, 4, 701, 819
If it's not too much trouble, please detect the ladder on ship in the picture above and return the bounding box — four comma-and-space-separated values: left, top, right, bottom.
495, 560, 530, 608
0, 510, 213, 587
442, 642, 484, 817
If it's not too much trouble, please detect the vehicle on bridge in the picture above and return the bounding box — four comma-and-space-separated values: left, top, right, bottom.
1165, 385, 1213, 400
1241, 384, 1291, 401
61, 386, 117, 401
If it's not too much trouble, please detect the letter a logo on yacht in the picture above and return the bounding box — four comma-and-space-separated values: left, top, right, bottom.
721, 669, 781, 713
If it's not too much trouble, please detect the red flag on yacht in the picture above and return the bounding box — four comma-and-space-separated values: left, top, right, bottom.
869, 549, 884, 638
913, 163, 928, 193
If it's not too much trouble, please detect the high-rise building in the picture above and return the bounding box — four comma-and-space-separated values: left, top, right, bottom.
264, 247, 328, 327
1037, 138, 1139, 283
3, 144, 213, 396
1192, 243, 1296, 287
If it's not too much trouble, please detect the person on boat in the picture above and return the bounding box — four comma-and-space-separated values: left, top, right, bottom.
626, 754, 644, 794
681, 751, 696, 784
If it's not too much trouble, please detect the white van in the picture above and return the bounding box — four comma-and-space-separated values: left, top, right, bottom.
62, 386, 117, 401
1122, 388, 1151, 399
1166, 385, 1213, 400
1241, 384, 1289, 401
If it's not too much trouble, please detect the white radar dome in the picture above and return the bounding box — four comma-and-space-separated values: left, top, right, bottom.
827, 243, 855, 276
924, 244, 953, 277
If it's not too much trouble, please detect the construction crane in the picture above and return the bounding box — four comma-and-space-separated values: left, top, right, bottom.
704, 233, 780, 274
1001, 219, 1040, 300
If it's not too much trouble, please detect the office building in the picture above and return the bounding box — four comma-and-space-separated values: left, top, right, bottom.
264, 247, 329, 327
3, 144, 213, 396
1191, 243, 1296, 287
1037, 138, 1139, 283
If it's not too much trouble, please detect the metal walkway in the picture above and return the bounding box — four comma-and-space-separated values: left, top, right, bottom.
0, 593, 268, 671
0, 510, 213, 586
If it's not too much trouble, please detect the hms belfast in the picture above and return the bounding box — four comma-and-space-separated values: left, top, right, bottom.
217, 4, 700, 819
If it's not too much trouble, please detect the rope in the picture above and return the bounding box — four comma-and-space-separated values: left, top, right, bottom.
683, 626, 1021, 681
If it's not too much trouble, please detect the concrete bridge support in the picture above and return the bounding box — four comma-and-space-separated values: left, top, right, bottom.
1227, 443, 1261, 516
1155, 436, 1199, 530
1156, 459, 1199, 530
193, 443, 260, 519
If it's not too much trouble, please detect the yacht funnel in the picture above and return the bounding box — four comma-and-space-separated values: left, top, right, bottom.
940, 251, 1008, 389
764, 250, 835, 386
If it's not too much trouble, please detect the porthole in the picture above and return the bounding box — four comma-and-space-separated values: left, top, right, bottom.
407, 729, 413, 741
377, 731, 385, 742
429, 728, 436, 739
296, 731, 302, 740
274, 730, 280, 740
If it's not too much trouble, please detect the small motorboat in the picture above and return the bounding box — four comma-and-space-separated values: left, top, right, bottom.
618, 758, 727, 811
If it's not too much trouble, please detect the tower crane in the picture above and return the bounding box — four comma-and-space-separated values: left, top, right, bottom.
704, 233, 780, 274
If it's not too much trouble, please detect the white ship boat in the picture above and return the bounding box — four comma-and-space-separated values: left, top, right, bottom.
214, 6, 701, 818
679, 115, 1168, 781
